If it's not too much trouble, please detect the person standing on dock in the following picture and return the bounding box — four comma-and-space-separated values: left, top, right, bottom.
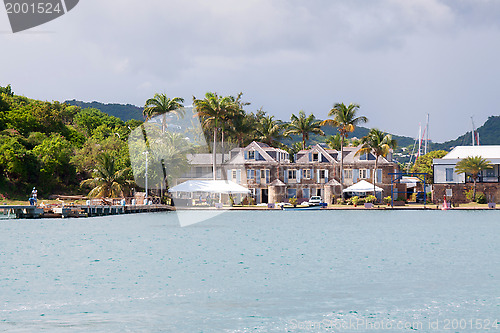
31, 187, 38, 205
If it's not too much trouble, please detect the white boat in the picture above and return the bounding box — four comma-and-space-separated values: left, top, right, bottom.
282, 204, 324, 210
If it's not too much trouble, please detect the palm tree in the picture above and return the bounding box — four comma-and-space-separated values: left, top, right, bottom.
455, 156, 493, 201
284, 110, 324, 150
143, 93, 185, 133
81, 153, 133, 198
356, 128, 397, 199
325, 133, 348, 150
227, 110, 256, 147
193, 92, 239, 179
322, 103, 368, 196
256, 115, 284, 146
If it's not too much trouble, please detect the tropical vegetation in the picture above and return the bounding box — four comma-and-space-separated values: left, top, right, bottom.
356, 128, 397, 198
321, 103, 368, 195
143, 93, 185, 132
284, 110, 324, 149
80, 153, 132, 198
455, 156, 493, 201
410, 150, 448, 183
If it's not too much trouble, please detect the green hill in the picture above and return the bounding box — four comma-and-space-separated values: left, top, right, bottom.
65, 100, 144, 121
433, 116, 500, 150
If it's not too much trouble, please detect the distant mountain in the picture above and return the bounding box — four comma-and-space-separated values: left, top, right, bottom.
65, 100, 144, 121
433, 116, 500, 150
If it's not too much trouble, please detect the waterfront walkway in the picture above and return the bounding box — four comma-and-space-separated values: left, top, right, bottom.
0, 204, 175, 219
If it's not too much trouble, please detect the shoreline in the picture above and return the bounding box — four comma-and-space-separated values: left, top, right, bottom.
176, 204, 499, 211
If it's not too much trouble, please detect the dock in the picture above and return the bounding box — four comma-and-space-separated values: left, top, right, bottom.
0, 204, 175, 219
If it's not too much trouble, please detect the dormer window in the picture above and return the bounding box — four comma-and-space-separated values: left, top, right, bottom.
313, 153, 319, 162
248, 150, 255, 159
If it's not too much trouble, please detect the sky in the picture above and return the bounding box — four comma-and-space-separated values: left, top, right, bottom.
1, 0, 500, 142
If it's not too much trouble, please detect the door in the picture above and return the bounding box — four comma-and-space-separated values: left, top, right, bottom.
261, 189, 268, 204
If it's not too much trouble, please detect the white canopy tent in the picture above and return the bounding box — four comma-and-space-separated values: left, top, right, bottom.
343, 180, 383, 194
169, 180, 250, 194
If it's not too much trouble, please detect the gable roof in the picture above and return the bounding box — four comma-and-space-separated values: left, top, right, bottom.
295, 144, 338, 163
342, 146, 391, 165
225, 141, 288, 165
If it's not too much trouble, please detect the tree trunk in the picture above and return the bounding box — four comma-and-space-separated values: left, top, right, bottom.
340, 136, 344, 200
213, 128, 217, 180
374, 156, 378, 202
473, 177, 477, 201
221, 127, 225, 163
302, 133, 306, 150
162, 113, 166, 133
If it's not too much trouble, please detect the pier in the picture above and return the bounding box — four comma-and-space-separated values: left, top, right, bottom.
1, 204, 175, 219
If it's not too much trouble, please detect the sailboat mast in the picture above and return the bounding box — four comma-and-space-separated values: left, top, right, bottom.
424, 114, 429, 155
471, 117, 476, 146
417, 123, 422, 159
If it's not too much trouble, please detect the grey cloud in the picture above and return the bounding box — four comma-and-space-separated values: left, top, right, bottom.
1, 0, 500, 141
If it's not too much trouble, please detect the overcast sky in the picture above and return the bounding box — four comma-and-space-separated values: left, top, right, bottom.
1, 0, 500, 142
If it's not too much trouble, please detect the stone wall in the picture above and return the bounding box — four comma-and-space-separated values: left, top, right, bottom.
433, 183, 500, 203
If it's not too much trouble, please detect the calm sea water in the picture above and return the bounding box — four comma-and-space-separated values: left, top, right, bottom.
1, 210, 499, 332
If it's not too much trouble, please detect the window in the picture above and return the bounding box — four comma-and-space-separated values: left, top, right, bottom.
344, 169, 353, 179
303, 169, 311, 179
359, 169, 369, 179
261, 169, 270, 181
445, 168, 454, 182
232, 170, 237, 180
486, 168, 495, 177
248, 151, 255, 159
247, 169, 255, 180
195, 167, 203, 177
313, 153, 319, 161
320, 170, 326, 179
288, 169, 297, 180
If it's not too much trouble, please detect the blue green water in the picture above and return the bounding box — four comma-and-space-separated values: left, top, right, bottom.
1, 210, 499, 332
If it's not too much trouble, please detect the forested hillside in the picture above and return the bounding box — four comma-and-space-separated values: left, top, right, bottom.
65, 99, 144, 121
0, 86, 141, 198
433, 116, 500, 150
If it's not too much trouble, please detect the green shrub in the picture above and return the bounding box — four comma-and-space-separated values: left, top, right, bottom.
383, 196, 392, 204
288, 196, 298, 206
464, 188, 474, 202
476, 192, 487, 204
336, 197, 343, 205
365, 195, 377, 204
358, 198, 366, 205
350, 196, 359, 206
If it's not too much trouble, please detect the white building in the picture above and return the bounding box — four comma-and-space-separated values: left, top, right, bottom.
433, 146, 500, 184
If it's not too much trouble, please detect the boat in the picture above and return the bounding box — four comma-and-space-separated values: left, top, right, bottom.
282, 204, 324, 210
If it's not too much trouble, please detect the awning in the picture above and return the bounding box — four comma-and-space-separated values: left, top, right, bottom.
400, 176, 420, 188
343, 180, 383, 193
169, 180, 250, 194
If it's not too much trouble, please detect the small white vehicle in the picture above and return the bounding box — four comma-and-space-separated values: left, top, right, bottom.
308, 196, 323, 205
